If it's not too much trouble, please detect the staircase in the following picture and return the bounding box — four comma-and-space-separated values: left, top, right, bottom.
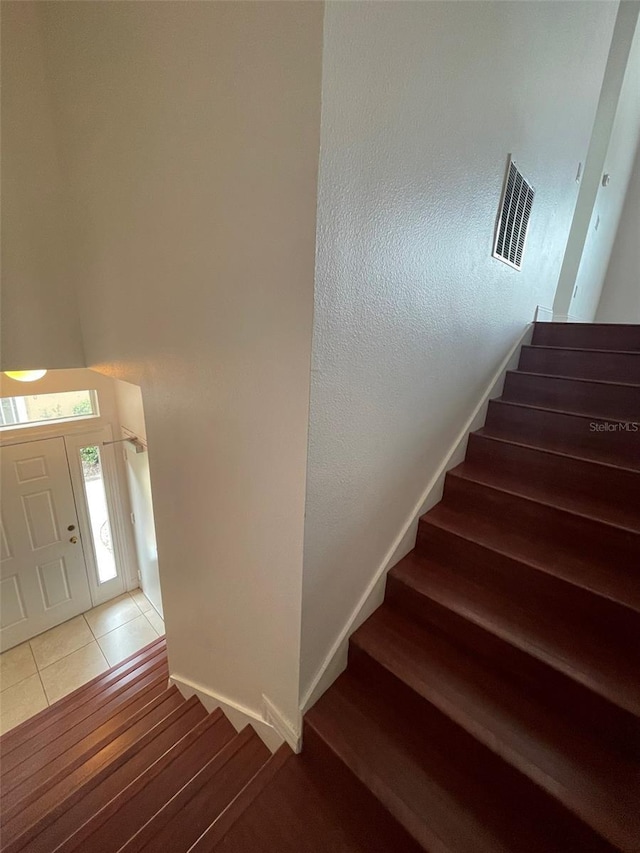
1, 322, 638, 852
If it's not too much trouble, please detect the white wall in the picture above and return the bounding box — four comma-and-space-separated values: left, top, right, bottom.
39, 1, 323, 730
114, 379, 163, 615
0, 4, 84, 371
597, 142, 640, 322
300, 0, 617, 702
559, 5, 640, 321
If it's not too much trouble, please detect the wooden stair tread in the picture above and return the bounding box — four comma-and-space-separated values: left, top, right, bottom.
448, 461, 640, 534
120, 727, 269, 853
307, 669, 613, 853
187, 744, 292, 852
531, 322, 640, 352
493, 396, 638, 423
208, 742, 422, 853
1, 652, 170, 776
1, 662, 170, 792
351, 604, 640, 850
1, 680, 179, 820
508, 369, 640, 388
473, 428, 640, 473
56, 709, 237, 853
390, 551, 640, 716
501, 371, 640, 424
518, 345, 640, 383
2, 698, 210, 853
0, 638, 167, 759
422, 500, 640, 614
523, 344, 640, 357
466, 432, 640, 530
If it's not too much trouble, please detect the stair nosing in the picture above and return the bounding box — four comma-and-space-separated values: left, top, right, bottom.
533, 322, 640, 329
491, 396, 640, 424
507, 368, 640, 389
523, 344, 640, 356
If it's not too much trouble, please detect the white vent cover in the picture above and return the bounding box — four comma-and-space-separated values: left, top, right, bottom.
493, 158, 535, 270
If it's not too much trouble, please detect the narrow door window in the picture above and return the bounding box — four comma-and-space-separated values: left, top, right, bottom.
79, 445, 117, 583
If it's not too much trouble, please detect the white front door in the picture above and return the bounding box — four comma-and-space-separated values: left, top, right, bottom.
0, 437, 93, 651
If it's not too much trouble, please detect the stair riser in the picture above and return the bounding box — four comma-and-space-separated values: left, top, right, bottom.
385, 575, 640, 756
414, 521, 640, 643
347, 645, 631, 851
466, 433, 640, 531
438, 475, 640, 576
519, 346, 640, 383
532, 324, 640, 352
502, 371, 640, 421
484, 401, 640, 469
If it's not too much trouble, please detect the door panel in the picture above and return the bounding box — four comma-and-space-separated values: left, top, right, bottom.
0, 437, 92, 651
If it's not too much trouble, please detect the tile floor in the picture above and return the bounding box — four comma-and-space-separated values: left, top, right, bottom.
0, 589, 165, 736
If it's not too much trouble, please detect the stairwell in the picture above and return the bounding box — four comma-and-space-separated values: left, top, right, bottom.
1, 321, 638, 852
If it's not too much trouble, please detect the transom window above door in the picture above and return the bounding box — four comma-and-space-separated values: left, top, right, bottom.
0, 390, 98, 429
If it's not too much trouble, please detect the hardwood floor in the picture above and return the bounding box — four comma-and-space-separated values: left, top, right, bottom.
1, 322, 638, 851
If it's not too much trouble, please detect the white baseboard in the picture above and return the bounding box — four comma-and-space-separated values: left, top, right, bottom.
553, 312, 583, 323
534, 305, 554, 322
262, 696, 301, 754
300, 322, 534, 714
169, 673, 297, 753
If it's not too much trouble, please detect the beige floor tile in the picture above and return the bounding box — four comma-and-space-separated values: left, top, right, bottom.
129, 588, 153, 614
85, 593, 142, 639
0, 673, 48, 735
97, 615, 158, 667
39, 642, 109, 705
0, 642, 38, 692
30, 615, 94, 670
144, 609, 165, 637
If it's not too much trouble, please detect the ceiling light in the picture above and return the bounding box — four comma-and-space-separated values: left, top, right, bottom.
4, 370, 48, 382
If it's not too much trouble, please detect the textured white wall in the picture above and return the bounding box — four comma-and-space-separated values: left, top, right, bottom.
301, 0, 617, 700
597, 143, 640, 322
0, 3, 84, 371
41, 1, 323, 727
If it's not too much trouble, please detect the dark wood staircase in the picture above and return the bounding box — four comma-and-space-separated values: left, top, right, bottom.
2, 322, 638, 851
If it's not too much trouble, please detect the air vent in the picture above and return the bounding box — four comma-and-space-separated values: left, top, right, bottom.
493, 158, 534, 270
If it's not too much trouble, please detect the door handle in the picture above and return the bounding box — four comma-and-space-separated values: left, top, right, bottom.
69, 536, 78, 544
